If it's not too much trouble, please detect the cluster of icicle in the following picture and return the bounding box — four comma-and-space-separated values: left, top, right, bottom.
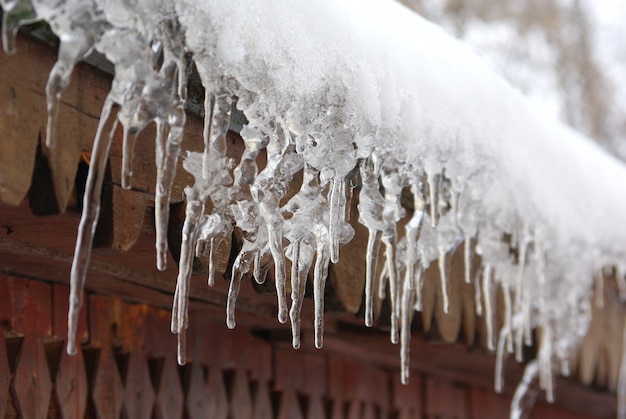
3, 0, 626, 416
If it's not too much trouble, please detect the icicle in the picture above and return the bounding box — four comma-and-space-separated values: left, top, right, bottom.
121, 126, 140, 189
328, 178, 345, 264
289, 239, 301, 346
413, 265, 424, 312
437, 246, 449, 314
474, 266, 483, 316
313, 230, 330, 349
400, 259, 415, 384
289, 239, 313, 349
1, 0, 37, 54
510, 360, 539, 419
207, 236, 222, 287
171, 189, 206, 364
594, 265, 605, 309
226, 247, 255, 329
494, 327, 508, 393
267, 219, 288, 324
155, 105, 185, 271
364, 229, 382, 327
514, 229, 529, 362
253, 247, 270, 285
482, 264, 494, 351
67, 100, 119, 355
464, 235, 472, 284
204, 90, 232, 179
383, 236, 399, 344
202, 91, 215, 178
427, 171, 439, 227
177, 326, 186, 366
503, 284, 514, 353
618, 317, 626, 419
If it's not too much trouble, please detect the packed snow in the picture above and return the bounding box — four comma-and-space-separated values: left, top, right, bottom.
3, 0, 626, 415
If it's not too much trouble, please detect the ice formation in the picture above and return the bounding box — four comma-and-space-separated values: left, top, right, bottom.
3, 0, 626, 415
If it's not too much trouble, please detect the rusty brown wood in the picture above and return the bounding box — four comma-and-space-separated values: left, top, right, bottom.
87, 295, 125, 418
51, 284, 89, 419
469, 388, 511, 419
0, 274, 11, 417
392, 372, 423, 419
7, 278, 53, 419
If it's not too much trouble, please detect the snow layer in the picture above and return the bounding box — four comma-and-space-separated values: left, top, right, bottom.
3, 0, 626, 413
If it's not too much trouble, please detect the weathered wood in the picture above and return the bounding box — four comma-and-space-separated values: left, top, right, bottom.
54, 347, 88, 419
8, 278, 53, 419
392, 372, 423, 419
425, 377, 469, 418
275, 348, 305, 419
87, 295, 125, 419
51, 284, 88, 419
143, 305, 184, 419
469, 388, 511, 419
0, 42, 47, 206
0, 332, 10, 418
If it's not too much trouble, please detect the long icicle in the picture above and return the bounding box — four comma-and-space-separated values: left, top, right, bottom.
329, 178, 344, 264
267, 218, 288, 324
154, 120, 169, 270
482, 264, 495, 351
121, 125, 140, 189
67, 100, 119, 355
438, 245, 449, 314
464, 235, 472, 284
383, 236, 400, 344
510, 360, 540, 419
364, 229, 382, 327
171, 189, 205, 364
155, 103, 185, 271
289, 239, 302, 348
400, 254, 415, 384
314, 234, 330, 349
289, 239, 313, 349
202, 90, 215, 179
495, 326, 508, 393
226, 247, 255, 329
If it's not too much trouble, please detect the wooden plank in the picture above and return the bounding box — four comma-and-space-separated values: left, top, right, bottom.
87, 295, 125, 419
393, 372, 423, 419
425, 378, 469, 419
274, 348, 305, 419
8, 278, 53, 419
469, 388, 511, 419
0, 333, 10, 418
0, 37, 47, 206
51, 284, 89, 419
